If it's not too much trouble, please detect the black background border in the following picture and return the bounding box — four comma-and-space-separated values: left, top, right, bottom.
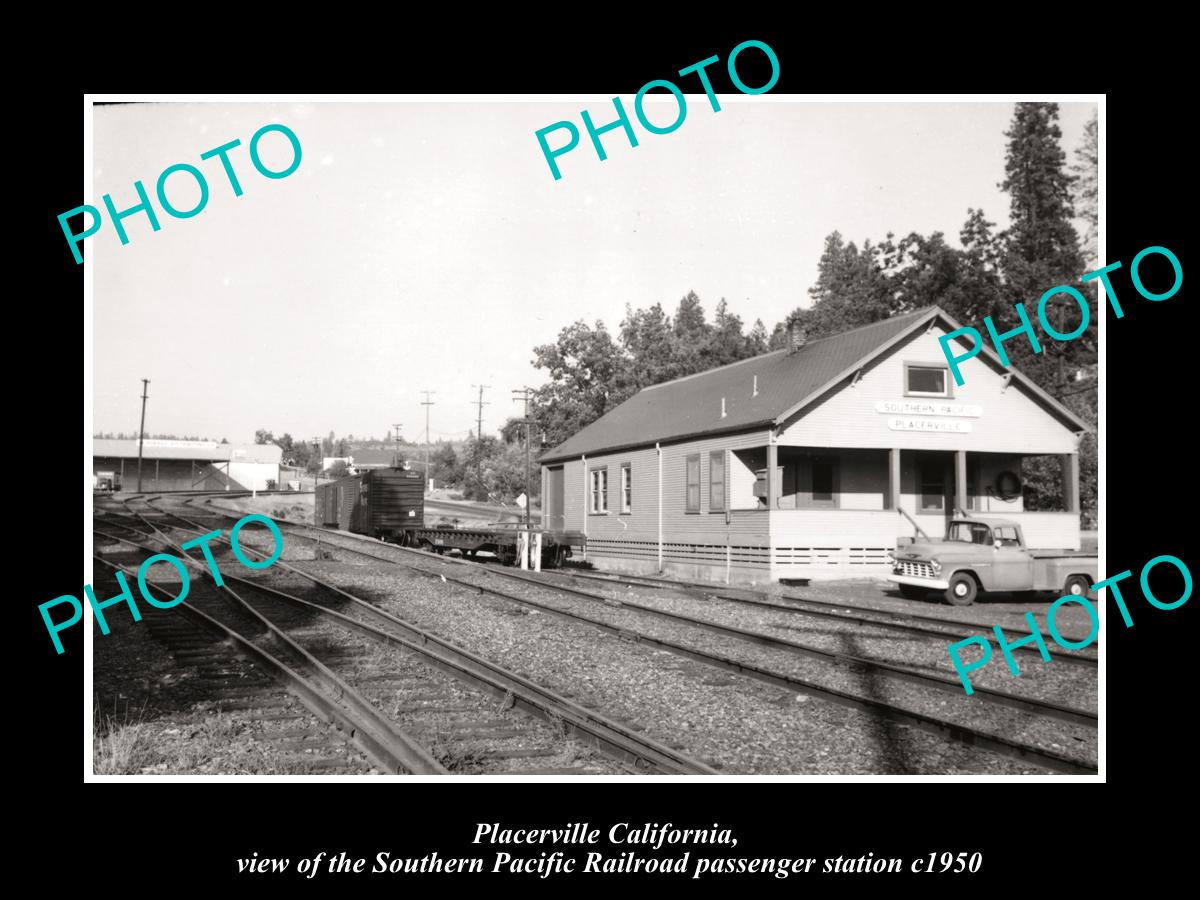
22, 25, 1191, 888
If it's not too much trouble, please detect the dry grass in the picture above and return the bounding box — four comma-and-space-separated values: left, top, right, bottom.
93, 700, 148, 775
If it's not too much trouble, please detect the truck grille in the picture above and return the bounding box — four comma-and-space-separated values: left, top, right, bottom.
896, 560, 934, 578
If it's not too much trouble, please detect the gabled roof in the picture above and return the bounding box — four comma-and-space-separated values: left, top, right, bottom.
539, 306, 1089, 463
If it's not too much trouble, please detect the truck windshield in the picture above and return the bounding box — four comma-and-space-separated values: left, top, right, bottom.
948, 522, 992, 544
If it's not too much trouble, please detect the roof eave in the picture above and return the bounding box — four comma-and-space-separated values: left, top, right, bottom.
538, 420, 775, 465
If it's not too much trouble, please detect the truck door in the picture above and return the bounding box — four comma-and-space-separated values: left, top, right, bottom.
989, 524, 1033, 591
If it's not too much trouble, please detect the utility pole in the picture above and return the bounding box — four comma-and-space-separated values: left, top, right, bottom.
470, 384, 490, 495
512, 387, 535, 530
136, 378, 150, 492
392, 423, 403, 467
420, 390, 436, 492
311, 437, 321, 491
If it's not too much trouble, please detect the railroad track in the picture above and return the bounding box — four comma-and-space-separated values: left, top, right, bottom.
180, 499, 1097, 775
542, 568, 1100, 663
93, 538, 442, 775
91, 550, 379, 774
96, 502, 714, 776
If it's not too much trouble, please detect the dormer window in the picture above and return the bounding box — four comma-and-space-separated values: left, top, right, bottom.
905, 363, 952, 398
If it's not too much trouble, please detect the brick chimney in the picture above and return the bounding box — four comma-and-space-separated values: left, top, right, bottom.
788, 322, 807, 354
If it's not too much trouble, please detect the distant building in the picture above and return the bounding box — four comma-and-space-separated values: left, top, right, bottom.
538, 307, 1089, 584
322, 456, 353, 473
93, 439, 282, 492
347, 448, 400, 471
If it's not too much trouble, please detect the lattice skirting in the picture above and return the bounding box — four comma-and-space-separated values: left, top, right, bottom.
586, 540, 893, 571
586, 539, 771, 568
773, 546, 893, 568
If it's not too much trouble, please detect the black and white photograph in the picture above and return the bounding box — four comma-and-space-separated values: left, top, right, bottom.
79, 95, 1104, 781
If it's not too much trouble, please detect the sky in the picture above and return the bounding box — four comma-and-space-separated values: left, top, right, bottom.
91, 99, 1095, 445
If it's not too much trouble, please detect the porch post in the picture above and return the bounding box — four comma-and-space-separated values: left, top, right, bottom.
767, 440, 780, 510
954, 450, 967, 516
888, 448, 901, 511
1061, 453, 1080, 513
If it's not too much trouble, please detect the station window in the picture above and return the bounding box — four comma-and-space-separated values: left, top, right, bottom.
589, 467, 608, 514
905, 363, 952, 398
620, 464, 632, 513
709, 451, 726, 511
685, 453, 701, 513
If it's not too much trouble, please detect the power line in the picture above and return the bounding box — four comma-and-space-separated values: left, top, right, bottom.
471, 384, 490, 494
136, 379, 150, 492
420, 390, 436, 491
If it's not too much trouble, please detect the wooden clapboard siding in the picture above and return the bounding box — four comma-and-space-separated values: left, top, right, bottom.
770, 509, 898, 547
778, 322, 1078, 454
769, 509, 898, 574
564, 431, 773, 571
972, 452, 1025, 513
776, 448, 887, 510
896, 509, 1078, 549
1000, 512, 1080, 550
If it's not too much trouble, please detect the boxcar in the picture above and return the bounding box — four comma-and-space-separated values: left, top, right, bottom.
314, 466, 584, 567
314, 468, 424, 538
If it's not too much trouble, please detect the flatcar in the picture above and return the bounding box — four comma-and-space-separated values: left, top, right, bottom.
314, 467, 583, 568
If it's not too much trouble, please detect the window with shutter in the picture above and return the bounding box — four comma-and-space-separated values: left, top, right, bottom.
709, 450, 725, 511
685, 453, 700, 513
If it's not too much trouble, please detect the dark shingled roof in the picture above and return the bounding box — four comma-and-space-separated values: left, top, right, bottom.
539, 307, 1088, 463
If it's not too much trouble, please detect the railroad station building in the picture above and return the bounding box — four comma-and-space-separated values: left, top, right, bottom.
92, 439, 283, 492
538, 307, 1090, 584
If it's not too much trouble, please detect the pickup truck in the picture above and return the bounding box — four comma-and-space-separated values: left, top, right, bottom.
886, 516, 1097, 606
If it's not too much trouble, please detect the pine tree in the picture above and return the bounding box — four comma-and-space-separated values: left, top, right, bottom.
1071, 111, 1099, 270
997, 103, 1095, 524
804, 233, 895, 338
997, 102, 1087, 392
670, 290, 711, 375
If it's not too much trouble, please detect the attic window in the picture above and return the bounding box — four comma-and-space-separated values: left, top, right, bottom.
905, 363, 952, 398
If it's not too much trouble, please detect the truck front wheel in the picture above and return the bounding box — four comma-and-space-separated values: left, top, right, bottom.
944, 573, 978, 606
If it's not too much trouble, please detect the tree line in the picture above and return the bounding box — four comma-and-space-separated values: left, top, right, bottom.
253, 428, 536, 505
524, 104, 1098, 526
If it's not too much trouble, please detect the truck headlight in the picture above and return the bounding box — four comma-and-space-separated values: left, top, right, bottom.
929, 558, 942, 575
884, 551, 895, 566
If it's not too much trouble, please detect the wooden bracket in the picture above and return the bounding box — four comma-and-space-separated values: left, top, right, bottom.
1001, 373, 1014, 392
850, 368, 863, 388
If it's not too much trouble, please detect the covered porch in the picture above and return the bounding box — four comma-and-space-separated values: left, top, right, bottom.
726, 444, 1083, 578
